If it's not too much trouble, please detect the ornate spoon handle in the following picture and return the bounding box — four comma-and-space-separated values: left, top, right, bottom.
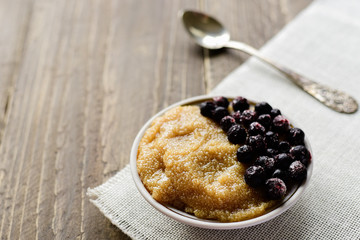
225, 41, 358, 114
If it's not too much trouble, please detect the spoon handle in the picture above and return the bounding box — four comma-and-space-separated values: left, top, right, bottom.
225, 41, 358, 113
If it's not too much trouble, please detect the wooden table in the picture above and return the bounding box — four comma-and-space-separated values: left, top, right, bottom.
0, 0, 311, 239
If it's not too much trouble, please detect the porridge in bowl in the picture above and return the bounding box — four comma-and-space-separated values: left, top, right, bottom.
136, 96, 311, 222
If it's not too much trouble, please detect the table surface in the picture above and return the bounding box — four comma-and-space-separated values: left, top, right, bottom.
0, 0, 311, 239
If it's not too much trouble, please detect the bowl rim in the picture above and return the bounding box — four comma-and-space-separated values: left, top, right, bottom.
130, 95, 313, 230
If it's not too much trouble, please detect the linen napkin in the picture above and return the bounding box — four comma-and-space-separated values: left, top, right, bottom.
87, 0, 360, 239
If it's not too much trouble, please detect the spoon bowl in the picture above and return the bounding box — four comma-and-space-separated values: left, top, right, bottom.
181, 11, 230, 49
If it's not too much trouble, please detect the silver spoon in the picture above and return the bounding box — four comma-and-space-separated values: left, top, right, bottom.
180, 10, 358, 114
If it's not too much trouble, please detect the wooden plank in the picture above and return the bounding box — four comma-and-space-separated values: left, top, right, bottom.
0, 0, 33, 143
0, 0, 311, 239
0, 0, 36, 238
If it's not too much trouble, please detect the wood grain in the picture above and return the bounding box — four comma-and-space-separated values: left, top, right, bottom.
0, 0, 311, 239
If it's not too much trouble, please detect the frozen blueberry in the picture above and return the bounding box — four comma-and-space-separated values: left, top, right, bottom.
212, 106, 229, 123
244, 166, 266, 188
232, 110, 242, 124
290, 145, 311, 166
265, 178, 287, 199
213, 96, 229, 108
288, 160, 307, 182
272, 169, 288, 182
272, 115, 290, 133
237, 145, 254, 163
199, 101, 215, 118
254, 156, 270, 165
274, 153, 293, 169
227, 125, 247, 144
220, 116, 236, 132
248, 122, 266, 136
254, 156, 275, 175
257, 114, 272, 130
247, 134, 266, 153
265, 131, 279, 149
255, 102, 272, 115
232, 96, 249, 112
270, 108, 281, 119
265, 148, 278, 158
288, 128, 305, 145
240, 110, 257, 126
278, 141, 291, 153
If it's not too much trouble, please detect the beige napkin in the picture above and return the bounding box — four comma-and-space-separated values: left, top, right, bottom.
87, 0, 360, 239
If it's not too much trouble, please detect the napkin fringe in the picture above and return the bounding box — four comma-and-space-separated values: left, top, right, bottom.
87, 165, 131, 199
87, 165, 150, 239
89, 197, 147, 240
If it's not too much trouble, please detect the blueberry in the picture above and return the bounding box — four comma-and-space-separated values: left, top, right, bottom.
270, 108, 281, 119
278, 141, 291, 153
255, 102, 272, 115
265, 148, 278, 158
288, 128, 305, 145
254, 156, 270, 165
272, 115, 290, 133
288, 161, 307, 182
220, 116, 236, 132
232, 111, 241, 124
247, 134, 266, 153
290, 145, 311, 166
254, 156, 275, 175
240, 110, 257, 126
212, 106, 229, 123
265, 131, 279, 149
237, 145, 254, 163
272, 169, 288, 182
200, 101, 215, 118
248, 122, 266, 136
244, 165, 266, 188
232, 96, 249, 112
227, 125, 247, 144
274, 153, 293, 169
257, 114, 272, 130
265, 178, 287, 199
213, 96, 229, 108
